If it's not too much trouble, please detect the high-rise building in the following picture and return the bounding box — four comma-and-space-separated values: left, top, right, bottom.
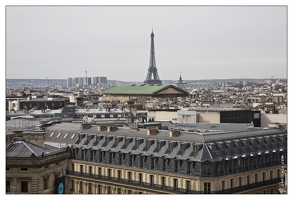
77, 77, 84, 88
73, 78, 79, 87
67, 78, 73, 87
98, 77, 107, 85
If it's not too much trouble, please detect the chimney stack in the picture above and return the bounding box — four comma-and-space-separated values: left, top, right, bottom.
170, 129, 180, 137
147, 126, 158, 135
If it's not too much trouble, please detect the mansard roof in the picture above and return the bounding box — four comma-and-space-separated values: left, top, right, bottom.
71, 125, 287, 162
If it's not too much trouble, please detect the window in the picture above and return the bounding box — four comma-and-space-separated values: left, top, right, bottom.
57, 132, 62, 138
98, 167, 102, 175
150, 175, 154, 185
44, 177, 49, 190
161, 176, 165, 187
222, 180, 225, 190
173, 178, 178, 189
50, 132, 55, 137
263, 172, 266, 181
128, 172, 132, 181
21, 181, 28, 193
80, 165, 83, 173
89, 166, 92, 174
21, 168, 28, 171
107, 186, 111, 194
239, 177, 242, 187
79, 182, 83, 193
71, 180, 75, 191
247, 175, 250, 185
64, 133, 68, 138
98, 185, 102, 194
270, 171, 273, 179
72, 164, 75, 171
139, 173, 143, 183
6, 181, 11, 193
117, 188, 122, 194
6, 167, 10, 171
230, 179, 234, 188
186, 180, 191, 191
204, 182, 211, 194
108, 169, 112, 177
127, 190, 132, 194
88, 183, 92, 194
71, 133, 76, 139
117, 170, 121, 179
255, 174, 258, 183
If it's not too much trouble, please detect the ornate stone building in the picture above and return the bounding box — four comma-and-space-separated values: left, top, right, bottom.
6, 130, 69, 194
66, 123, 287, 194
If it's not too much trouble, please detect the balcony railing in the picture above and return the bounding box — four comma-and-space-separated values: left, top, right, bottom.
66, 170, 280, 194
69, 155, 284, 177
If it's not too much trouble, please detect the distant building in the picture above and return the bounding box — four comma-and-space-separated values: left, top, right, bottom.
77, 77, 84, 88
67, 76, 107, 87
98, 77, 107, 85
67, 78, 73, 87
174, 74, 187, 89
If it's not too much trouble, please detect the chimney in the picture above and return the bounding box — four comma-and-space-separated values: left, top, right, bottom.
98, 126, 107, 131
147, 126, 158, 135
279, 123, 287, 130
130, 127, 139, 131
80, 123, 91, 130
169, 129, 180, 137
107, 126, 118, 132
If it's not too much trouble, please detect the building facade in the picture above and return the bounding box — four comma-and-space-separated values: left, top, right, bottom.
66, 124, 286, 194
6, 132, 69, 194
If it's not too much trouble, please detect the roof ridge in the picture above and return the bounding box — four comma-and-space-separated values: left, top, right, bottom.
21, 141, 38, 156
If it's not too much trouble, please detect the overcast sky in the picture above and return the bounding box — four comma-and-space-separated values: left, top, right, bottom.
6, 6, 287, 81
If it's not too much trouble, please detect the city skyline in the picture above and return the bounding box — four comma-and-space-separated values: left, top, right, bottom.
6, 6, 287, 81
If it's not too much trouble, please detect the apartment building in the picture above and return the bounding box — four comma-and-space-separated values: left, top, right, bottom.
66, 124, 286, 194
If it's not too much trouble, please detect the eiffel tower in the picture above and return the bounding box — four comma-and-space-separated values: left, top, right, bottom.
144, 30, 162, 84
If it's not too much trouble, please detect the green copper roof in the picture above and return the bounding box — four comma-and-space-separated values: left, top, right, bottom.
103, 84, 170, 95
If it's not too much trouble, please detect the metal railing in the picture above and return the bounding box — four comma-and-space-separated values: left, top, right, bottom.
69, 155, 283, 177
66, 170, 280, 194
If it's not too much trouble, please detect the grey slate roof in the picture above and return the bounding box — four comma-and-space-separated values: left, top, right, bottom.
71, 124, 286, 162
6, 137, 66, 157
